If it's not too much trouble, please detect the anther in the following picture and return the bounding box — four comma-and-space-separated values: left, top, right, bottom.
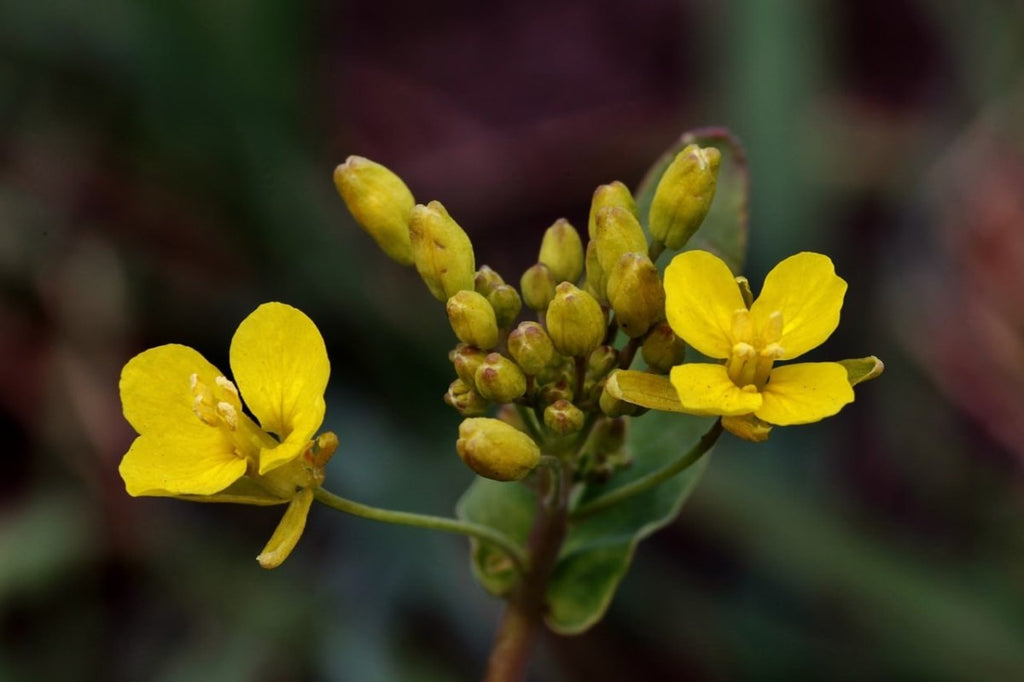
731, 309, 753, 343
216, 401, 238, 430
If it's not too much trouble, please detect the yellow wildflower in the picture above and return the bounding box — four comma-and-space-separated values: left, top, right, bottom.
118, 302, 336, 567
664, 250, 854, 429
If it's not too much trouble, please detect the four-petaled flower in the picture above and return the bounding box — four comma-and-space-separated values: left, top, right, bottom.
664, 250, 854, 435
118, 302, 336, 567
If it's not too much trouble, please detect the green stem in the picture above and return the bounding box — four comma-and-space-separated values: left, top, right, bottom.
569, 418, 723, 521
313, 487, 528, 574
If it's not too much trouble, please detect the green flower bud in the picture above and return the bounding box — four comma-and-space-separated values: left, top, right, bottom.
507, 321, 555, 376
520, 263, 557, 312
474, 265, 505, 296
457, 417, 541, 481
594, 206, 648, 274
535, 358, 573, 392
450, 344, 487, 387
546, 282, 606, 358
640, 321, 686, 374
409, 200, 476, 301
446, 290, 499, 349
648, 144, 721, 250
333, 156, 416, 266
488, 284, 522, 329
591, 415, 628, 454
474, 352, 527, 404
606, 252, 665, 338
444, 379, 489, 417
583, 240, 608, 303
544, 399, 585, 436
538, 218, 584, 284
586, 345, 618, 382
588, 181, 638, 239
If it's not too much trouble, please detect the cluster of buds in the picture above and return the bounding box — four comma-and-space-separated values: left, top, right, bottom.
334, 146, 719, 482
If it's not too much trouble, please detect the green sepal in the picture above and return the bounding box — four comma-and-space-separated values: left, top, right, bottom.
839, 356, 885, 386
604, 369, 688, 413
635, 127, 749, 273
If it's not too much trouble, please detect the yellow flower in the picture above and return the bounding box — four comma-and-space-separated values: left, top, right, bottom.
118, 302, 336, 567
664, 250, 854, 429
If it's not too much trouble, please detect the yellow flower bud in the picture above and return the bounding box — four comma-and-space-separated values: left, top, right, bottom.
648, 144, 721, 250
583, 240, 607, 303
546, 282, 606, 358
333, 156, 416, 265
606, 252, 665, 338
444, 378, 489, 417
474, 265, 505, 296
588, 181, 638, 239
474, 352, 527, 404
594, 206, 648, 274
446, 290, 499, 350
538, 218, 584, 284
586, 345, 618, 383
507, 321, 555, 375
544, 399, 585, 436
537, 378, 573, 406
457, 417, 540, 481
640, 321, 686, 374
488, 284, 522, 329
409, 200, 476, 301
450, 343, 487, 387
520, 263, 557, 312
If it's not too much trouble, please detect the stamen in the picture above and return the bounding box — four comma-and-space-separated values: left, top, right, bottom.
192, 394, 218, 426
215, 376, 240, 402
763, 311, 784, 345
731, 309, 753, 344
727, 342, 757, 386
216, 401, 238, 430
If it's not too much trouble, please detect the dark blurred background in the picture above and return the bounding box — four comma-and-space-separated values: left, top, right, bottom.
2, 0, 1024, 680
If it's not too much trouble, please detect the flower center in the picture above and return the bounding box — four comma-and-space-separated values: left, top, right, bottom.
725, 309, 785, 389
190, 373, 263, 462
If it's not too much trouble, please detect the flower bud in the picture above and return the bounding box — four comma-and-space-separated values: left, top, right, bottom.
544, 399, 585, 436
640, 322, 686, 374
409, 200, 476, 301
488, 284, 522, 329
520, 263, 557, 312
546, 283, 606, 358
446, 290, 499, 350
606, 253, 665, 338
594, 206, 648, 274
591, 416, 628, 455
538, 218, 584, 284
333, 156, 415, 265
474, 265, 505, 296
450, 344, 487, 387
457, 417, 541, 481
444, 379, 489, 417
474, 352, 527, 404
537, 378, 573, 405
648, 144, 720, 250
583, 240, 607, 303
507, 321, 555, 375
586, 345, 618, 382
588, 181, 638, 239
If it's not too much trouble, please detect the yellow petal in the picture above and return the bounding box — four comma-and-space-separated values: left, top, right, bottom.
229, 303, 330, 475
664, 250, 745, 359
257, 487, 315, 569
119, 432, 246, 497
120, 344, 222, 436
749, 252, 846, 360
118, 344, 248, 496
756, 362, 854, 425
669, 363, 762, 416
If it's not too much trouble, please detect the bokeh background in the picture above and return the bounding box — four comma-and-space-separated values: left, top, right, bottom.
3, 0, 1024, 680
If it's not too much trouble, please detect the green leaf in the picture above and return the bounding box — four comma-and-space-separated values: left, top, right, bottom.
635, 127, 749, 273
455, 477, 535, 597
545, 411, 715, 634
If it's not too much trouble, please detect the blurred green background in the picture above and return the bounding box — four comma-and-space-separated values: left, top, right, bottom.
2, 0, 1024, 680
